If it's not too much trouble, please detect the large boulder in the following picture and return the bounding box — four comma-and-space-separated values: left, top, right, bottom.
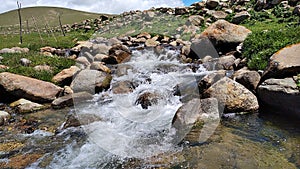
257, 78, 300, 118
203, 77, 259, 113
199, 20, 251, 53
206, 0, 220, 9
52, 66, 80, 86
70, 70, 112, 94
262, 43, 300, 81
0, 72, 62, 103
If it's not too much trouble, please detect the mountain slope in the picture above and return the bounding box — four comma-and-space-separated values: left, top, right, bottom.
0, 6, 111, 28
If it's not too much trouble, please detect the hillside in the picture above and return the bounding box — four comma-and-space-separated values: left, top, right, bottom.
0, 6, 111, 29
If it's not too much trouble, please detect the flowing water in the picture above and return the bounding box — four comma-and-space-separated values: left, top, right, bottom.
0, 47, 299, 168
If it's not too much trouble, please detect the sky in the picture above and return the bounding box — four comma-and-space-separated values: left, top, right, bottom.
0, 0, 199, 14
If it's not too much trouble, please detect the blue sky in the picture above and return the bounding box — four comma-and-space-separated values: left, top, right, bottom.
183, 0, 198, 6
1, 0, 200, 14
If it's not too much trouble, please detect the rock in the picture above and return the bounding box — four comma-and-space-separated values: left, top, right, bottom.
293, 5, 300, 16
108, 44, 132, 64
0, 65, 9, 70
172, 98, 220, 143
90, 62, 111, 73
52, 92, 93, 109
199, 70, 227, 92
70, 70, 112, 94
0, 72, 62, 103
42, 52, 53, 57
33, 65, 52, 72
62, 86, 73, 96
91, 44, 110, 56
62, 112, 102, 129
199, 20, 251, 53
0, 56, 3, 62
212, 11, 228, 20
203, 77, 259, 113
137, 32, 151, 39
112, 81, 135, 94
0, 47, 29, 54
175, 7, 189, 15
206, 0, 220, 9
19, 58, 31, 66
262, 43, 300, 81
10, 98, 45, 113
234, 69, 261, 91
76, 56, 90, 67
52, 66, 80, 86
187, 15, 205, 26
0, 111, 10, 125
94, 54, 109, 62
135, 92, 161, 109
232, 11, 251, 24
145, 39, 160, 47
258, 78, 300, 118
188, 37, 219, 59
40, 46, 56, 53
255, 0, 267, 10
216, 55, 236, 70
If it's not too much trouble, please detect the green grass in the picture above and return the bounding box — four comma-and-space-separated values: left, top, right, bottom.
0, 31, 93, 50
241, 6, 300, 70
0, 6, 111, 29
0, 51, 75, 82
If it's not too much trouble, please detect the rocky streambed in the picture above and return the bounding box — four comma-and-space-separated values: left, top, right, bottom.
0, 11, 299, 169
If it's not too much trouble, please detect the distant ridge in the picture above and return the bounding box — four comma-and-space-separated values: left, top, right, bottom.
0, 6, 112, 28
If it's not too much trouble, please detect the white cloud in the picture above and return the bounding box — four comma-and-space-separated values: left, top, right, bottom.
0, 0, 184, 14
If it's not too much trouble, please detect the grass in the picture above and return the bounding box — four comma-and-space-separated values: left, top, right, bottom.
96, 13, 205, 41
0, 6, 110, 29
241, 6, 300, 70
0, 31, 94, 51
0, 51, 75, 82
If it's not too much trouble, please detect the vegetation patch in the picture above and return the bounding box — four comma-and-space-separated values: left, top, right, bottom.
0, 52, 75, 82
242, 7, 300, 70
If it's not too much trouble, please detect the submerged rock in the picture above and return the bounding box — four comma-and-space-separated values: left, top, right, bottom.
0, 72, 62, 103
258, 78, 300, 118
203, 77, 259, 113
10, 98, 45, 113
0, 110, 10, 125
51, 92, 93, 109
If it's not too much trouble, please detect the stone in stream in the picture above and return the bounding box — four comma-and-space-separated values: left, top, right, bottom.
0, 110, 10, 125
51, 92, 93, 109
0, 72, 63, 103
135, 92, 162, 109
70, 69, 112, 94
203, 77, 259, 113
10, 98, 45, 113
172, 98, 220, 144
257, 78, 300, 118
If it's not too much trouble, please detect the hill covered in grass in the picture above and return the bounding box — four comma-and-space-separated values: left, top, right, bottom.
0, 6, 112, 29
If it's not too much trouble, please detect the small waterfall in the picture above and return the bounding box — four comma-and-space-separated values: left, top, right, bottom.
44, 47, 209, 168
